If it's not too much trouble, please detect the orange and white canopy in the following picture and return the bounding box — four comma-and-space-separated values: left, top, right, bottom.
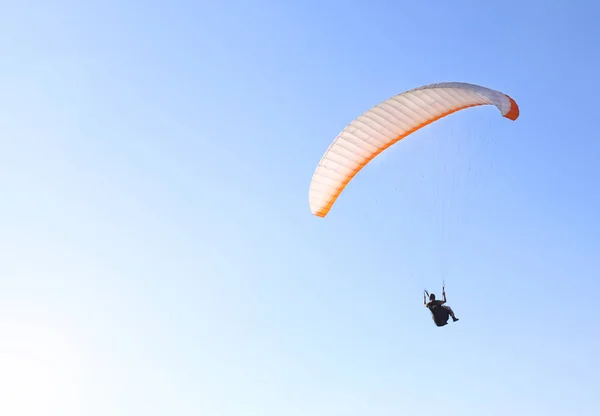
308, 82, 519, 217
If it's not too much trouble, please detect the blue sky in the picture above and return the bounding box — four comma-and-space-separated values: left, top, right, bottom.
1, 1, 599, 415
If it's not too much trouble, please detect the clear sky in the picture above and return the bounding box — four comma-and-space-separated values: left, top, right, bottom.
1, 1, 599, 415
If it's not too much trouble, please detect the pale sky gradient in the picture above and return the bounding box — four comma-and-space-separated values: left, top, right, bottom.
1, 1, 599, 415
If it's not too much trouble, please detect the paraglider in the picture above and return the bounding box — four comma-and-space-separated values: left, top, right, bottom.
308, 81, 520, 326
308, 81, 519, 217
424, 282, 458, 327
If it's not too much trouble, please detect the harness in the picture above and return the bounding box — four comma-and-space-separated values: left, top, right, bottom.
430, 304, 450, 327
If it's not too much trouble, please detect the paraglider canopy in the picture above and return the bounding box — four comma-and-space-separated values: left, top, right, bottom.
308, 82, 519, 217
